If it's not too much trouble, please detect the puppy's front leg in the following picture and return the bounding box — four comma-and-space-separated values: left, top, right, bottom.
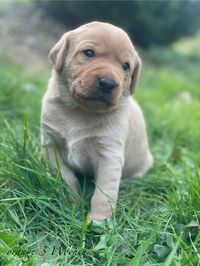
44, 144, 80, 194
89, 160, 122, 221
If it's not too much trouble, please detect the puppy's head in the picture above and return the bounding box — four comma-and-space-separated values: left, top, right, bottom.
49, 21, 141, 112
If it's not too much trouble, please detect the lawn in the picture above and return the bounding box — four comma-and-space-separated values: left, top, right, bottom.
0, 44, 200, 265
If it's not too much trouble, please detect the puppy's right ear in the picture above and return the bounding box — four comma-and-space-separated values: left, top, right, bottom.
49, 31, 72, 72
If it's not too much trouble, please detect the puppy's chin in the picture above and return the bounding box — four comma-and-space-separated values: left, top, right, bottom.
72, 91, 118, 113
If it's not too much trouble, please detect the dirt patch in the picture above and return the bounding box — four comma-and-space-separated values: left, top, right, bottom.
0, 1, 67, 73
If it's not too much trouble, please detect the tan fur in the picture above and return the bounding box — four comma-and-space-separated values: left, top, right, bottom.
41, 22, 153, 221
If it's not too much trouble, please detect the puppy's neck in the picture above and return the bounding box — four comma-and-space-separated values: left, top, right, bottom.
47, 71, 77, 108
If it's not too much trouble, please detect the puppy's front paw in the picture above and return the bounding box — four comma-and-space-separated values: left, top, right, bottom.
88, 211, 112, 223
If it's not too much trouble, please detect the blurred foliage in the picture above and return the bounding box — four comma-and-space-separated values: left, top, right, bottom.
36, 0, 200, 47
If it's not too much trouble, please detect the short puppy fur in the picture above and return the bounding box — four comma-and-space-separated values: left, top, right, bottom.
41, 21, 153, 221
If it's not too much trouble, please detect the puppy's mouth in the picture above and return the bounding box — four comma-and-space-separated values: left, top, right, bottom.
73, 90, 118, 111
80, 95, 112, 104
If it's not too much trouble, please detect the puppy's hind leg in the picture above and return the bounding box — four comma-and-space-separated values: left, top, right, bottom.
132, 151, 154, 178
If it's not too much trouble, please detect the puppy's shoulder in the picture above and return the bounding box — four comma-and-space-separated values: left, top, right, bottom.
128, 97, 144, 117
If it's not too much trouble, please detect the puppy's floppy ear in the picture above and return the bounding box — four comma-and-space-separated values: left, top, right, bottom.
49, 31, 72, 72
129, 53, 142, 94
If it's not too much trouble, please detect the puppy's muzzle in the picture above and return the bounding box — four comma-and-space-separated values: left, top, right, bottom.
98, 76, 117, 94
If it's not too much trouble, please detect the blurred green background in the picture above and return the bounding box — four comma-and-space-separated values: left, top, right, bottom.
36, 0, 200, 47
0, 1, 200, 265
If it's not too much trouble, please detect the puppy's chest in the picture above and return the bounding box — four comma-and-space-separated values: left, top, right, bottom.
61, 114, 128, 174
66, 133, 99, 174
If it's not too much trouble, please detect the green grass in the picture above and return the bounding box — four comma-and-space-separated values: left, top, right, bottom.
0, 46, 200, 266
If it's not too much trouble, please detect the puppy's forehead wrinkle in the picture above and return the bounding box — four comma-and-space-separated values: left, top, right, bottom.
75, 40, 102, 52
72, 22, 134, 56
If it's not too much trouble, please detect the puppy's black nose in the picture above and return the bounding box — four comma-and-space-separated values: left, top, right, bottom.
98, 77, 117, 93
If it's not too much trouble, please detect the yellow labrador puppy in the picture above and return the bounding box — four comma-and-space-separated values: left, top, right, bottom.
41, 21, 153, 221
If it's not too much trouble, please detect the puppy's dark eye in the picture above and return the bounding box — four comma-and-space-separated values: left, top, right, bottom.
82, 49, 95, 58
122, 62, 130, 71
